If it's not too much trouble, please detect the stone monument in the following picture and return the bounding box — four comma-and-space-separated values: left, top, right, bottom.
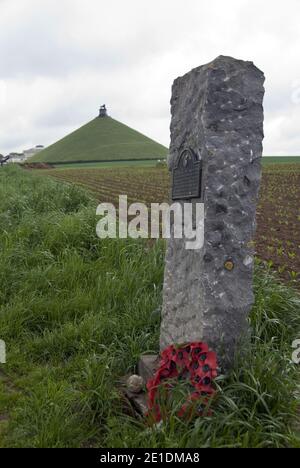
160, 55, 265, 368
99, 104, 108, 118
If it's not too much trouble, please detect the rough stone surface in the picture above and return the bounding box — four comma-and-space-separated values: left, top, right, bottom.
138, 355, 160, 383
160, 56, 265, 368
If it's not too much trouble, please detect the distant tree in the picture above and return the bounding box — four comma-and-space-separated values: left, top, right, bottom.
0, 155, 9, 167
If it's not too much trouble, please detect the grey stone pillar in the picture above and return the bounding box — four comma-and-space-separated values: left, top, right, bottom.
160, 56, 265, 368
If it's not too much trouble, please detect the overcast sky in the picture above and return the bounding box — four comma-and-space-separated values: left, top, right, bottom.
0, 0, 300, 155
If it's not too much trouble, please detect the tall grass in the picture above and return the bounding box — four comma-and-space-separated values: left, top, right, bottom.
0, 165, 299, 448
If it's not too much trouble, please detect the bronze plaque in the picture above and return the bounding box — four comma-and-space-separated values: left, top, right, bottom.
172, 149, 202, 200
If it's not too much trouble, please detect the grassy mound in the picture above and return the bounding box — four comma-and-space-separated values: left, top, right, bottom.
29, 117, 167, 164
0, 166, 299, 448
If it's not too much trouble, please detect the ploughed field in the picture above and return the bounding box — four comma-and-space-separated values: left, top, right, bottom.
43, 163, 300, 286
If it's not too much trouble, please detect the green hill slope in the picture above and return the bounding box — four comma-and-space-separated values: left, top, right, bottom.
30, 117, 168, 164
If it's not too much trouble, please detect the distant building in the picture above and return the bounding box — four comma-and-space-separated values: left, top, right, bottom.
8, 152, 25, 163
7, 145, 45, 163
23, 145, 45, 159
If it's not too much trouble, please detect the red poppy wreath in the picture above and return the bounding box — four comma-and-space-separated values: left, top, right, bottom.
147, 342, 218, 422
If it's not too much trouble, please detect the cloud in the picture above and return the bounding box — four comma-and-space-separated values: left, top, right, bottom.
0, 0, 300, 154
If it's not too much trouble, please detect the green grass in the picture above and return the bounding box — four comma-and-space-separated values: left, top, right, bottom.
262, 156, 300, 164
0, 165, 299, 448
51, 160, 162, 170
52, 156, 300, 170
29, 117, 167, 164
